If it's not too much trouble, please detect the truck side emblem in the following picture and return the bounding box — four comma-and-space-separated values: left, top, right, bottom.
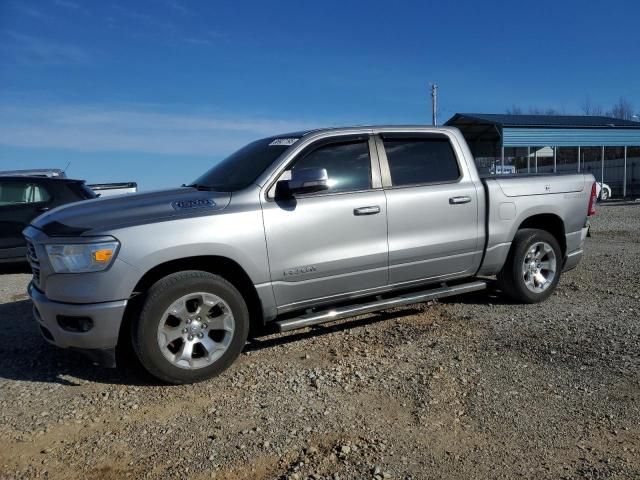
284, 265, 317, 277
172, 198, 216, 210
545, 185, 551, 191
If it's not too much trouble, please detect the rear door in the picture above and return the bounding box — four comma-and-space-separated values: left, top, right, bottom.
261, 135, 388, 311
0, 179, 52, 258
377, 132, 482, 286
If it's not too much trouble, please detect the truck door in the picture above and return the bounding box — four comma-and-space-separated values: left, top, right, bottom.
261, 135, 388, 311
376, 132, 481, 285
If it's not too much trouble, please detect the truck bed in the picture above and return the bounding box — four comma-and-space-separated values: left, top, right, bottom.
477, 172, 594, 276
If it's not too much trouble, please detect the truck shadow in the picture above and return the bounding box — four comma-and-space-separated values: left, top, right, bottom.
0, 298, 423, 386
0, 299, 155, 386
438, 281, 520, 306
245, 307, 423, 353
0, 262, 31, 274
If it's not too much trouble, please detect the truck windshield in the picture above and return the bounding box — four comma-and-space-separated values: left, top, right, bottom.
189, 137, 296, 191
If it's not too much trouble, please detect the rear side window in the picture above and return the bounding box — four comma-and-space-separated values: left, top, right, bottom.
382, 136, 460, 187
292, 140, 371, 194
0, 182, 50, 206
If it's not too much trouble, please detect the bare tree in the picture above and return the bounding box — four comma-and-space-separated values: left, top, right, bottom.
581, 96, 604, 116
526, 107, 562, 115
610, 97, 634, 120
503, 98, 635, 119
506, 105, 522, 115
505, 106, 562, 115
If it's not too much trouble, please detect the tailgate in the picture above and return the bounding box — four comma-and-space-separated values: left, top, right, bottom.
495, 174, 585, 197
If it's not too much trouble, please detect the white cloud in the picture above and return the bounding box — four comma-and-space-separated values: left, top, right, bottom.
0, 104, 328, 156
14, 4, 46, 19
53, 0, 80, 9
163, 0, 190, 16
0, 32, 90, 66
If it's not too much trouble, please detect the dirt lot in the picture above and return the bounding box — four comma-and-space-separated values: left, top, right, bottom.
0, 203, 638, 480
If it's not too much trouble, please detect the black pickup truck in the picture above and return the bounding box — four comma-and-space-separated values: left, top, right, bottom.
0, 176, 96, 263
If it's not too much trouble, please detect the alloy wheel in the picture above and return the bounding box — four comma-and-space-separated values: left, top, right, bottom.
156, 292, 235, 369
522, 241, 557, 294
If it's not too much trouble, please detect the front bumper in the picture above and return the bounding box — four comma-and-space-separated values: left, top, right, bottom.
28, 282, 127, 366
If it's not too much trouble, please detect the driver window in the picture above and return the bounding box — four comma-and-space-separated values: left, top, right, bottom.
289, 140, 372, 194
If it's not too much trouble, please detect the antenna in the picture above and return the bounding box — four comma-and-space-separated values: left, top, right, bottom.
430, 83, 438, 126
62, 161, 71, 175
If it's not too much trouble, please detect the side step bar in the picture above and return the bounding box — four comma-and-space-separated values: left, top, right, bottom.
274, 280, 487, 333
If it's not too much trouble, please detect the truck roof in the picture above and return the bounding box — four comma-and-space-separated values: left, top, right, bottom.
0, 175, 85, 183
278, 125, 459, 138
0, 168, 67, 178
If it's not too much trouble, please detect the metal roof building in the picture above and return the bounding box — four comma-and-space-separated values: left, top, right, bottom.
445, 113, 640, 198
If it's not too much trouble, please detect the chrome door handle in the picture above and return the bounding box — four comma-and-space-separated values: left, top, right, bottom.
449, 196, 471, 205
353, 206, 381, 216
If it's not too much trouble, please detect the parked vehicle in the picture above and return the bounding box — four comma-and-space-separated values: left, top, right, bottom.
0, 170, 138, 198
491, 164, 517, 175
1, 176, 96, 263
0, 168, 66, 178
595, 182, 612, 200
89, 182, 138, 198
23, 126, 596, 384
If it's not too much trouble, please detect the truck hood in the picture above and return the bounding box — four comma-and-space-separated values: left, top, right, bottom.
31, 187, 232, 236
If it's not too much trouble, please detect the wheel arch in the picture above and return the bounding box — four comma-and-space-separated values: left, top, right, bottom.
516, 213, 566, 257
119, 256, 265, 349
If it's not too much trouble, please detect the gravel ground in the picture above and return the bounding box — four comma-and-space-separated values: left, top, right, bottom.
0, 204, 638, 480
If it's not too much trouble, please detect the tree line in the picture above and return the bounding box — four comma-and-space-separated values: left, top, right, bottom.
506, 97, 636, 120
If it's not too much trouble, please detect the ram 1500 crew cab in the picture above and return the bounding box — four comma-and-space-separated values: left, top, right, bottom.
23, 126, 597, 383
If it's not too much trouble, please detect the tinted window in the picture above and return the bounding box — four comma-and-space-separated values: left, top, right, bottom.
383, 137, 460, 186
292, 140, 371, 194
67, 182, 98, 199
0, 182, 50, 206
191, 136, 297, 191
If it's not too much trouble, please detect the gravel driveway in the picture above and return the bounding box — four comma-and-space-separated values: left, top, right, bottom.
0, 204, 638, 480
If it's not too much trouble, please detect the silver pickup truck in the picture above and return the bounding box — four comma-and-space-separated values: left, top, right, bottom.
23, 126, 597, 384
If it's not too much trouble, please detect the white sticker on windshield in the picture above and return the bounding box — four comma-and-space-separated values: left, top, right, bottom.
269, 138, 299, 146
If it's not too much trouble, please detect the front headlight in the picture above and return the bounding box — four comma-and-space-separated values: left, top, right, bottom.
45, 241, 120, 273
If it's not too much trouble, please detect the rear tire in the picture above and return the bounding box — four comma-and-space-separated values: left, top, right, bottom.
132, 270, 249, 384
497, 228, 562, 304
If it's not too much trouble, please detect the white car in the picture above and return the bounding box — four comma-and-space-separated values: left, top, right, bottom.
490, 164, 517, 175
595, 182, 612, 201
88, 182, 138, 197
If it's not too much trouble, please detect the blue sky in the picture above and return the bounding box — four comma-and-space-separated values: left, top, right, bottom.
1, 0, 639, 190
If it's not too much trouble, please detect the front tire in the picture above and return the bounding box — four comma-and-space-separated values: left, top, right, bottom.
497, 229, 562, 304
132, 271, 249, 384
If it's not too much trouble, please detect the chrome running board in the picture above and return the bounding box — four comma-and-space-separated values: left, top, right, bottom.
274, 280, 487, 333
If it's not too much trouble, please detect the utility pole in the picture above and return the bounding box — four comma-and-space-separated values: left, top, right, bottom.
430, 83, 438, 126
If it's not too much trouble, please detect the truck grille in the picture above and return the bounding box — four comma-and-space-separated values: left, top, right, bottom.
26, 240, 41, 288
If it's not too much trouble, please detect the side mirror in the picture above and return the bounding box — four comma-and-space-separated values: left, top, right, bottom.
275, 167, 329, 198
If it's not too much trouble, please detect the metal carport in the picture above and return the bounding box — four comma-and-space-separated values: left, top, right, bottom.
445, 113, 640, 198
